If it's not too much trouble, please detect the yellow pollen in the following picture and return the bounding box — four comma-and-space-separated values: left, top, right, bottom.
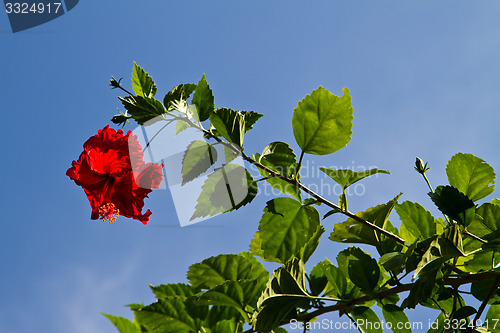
98, 203, 120, 223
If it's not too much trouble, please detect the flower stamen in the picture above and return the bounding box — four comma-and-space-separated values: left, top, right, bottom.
98, 203, 120, 223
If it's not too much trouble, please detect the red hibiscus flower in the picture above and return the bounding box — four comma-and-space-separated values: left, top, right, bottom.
67, 126, 163, 224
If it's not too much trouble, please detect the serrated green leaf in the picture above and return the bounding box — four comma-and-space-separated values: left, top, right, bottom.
414, 224, 464, 277
210, 319, 240, 333
320, 167, 390, 189
242, 111, 263, 132
210, 108, 246, 146
255, 142, 302, 201
191, 164, 258, 220
308, 261, 328, 296
317, 259, 347, 299
257, 197, 321, 263
297, 223, 325, 264
292, 86, 353, 155
492, 198, 500, 207
350, 306, 382, 333
252, 259, 310, 333
396, 201, 436, 243
348, 251, 380, 293
429, 185, 475, 226
163, 83, 197, 110
446, 153, 495, 202
102, 313, 141, 333
254, 152, 301, 201
119, 95, 166, 125
329, 194, 401, 248
191, 74, 215, 121
131, 62, 157, 98
150, 283, 198, 300
187, 253, 268, 290
260, 142, 297, 177
134, 297, 206, 333
402, 262, 442, 309
382, 304, 412, 333
181, 140, 218, 185
379, 252, 404, 273
197, 279, 266, 320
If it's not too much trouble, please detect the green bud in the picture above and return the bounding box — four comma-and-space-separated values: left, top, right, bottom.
414, 157, 429, 174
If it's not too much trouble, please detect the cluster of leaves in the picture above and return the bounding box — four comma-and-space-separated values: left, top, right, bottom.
104, 63, 500, 333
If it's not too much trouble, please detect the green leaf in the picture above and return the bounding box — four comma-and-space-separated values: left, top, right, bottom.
296, 223, 325, 264
252, 259, 311, 333
242, 111, 263, 132
402, 262, 443, 309
134, 297, 207, 333
181, 140, 218, 185
163, 83, 197, 110
209, 319, 239, 333
468, 203, 500, 242
336, 247, 374, 300
187, 253, 268, 290
131, 62, 157, 98
350, 306, 382, 333
395, 201, 436, 243
210, 108, 246, 146
329, 194, 401, 248
254, 153, 301, 201
317, 259, 347, 299
446, 152, 495, 202
191, 74, 215, 122
414, 224, 464, 277
260, 142, 297, 177
451, 306, 477, 320
382, 304, 412, 333
308, 261, 328, 296
150, 283, 198, 300
119, 95, 166, 125
429, 185, 475, 226
292, 86, 353, 155
256, 197, 321, 263
254, 142, 302, 200
197, 279, 266, 320
102, 313, 141, 333
191, 164, 258, 220
348, 251, 380, 293
471, 279, 500, 302
492, 198, 500, 207
379, 252, 404, 273
320, 167, 390, 189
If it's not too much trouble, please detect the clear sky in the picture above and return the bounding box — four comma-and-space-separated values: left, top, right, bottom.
1, 1, 500, 332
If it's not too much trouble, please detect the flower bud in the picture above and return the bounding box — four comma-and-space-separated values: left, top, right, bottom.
414, 157, 429, 174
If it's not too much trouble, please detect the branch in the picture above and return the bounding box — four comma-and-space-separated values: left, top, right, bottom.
242, 271, 500, 333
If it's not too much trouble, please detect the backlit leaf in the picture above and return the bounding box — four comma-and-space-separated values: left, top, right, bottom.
191, 74, 215, 121
446, 153, 495, 202
292, 86, 353, 155
320, 167, 390, 189
187, 252, 268, 290
256, 197, 321, 263
131, 62, 157, 98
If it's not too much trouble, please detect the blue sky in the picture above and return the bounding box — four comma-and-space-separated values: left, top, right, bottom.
1, 1, 500, 332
